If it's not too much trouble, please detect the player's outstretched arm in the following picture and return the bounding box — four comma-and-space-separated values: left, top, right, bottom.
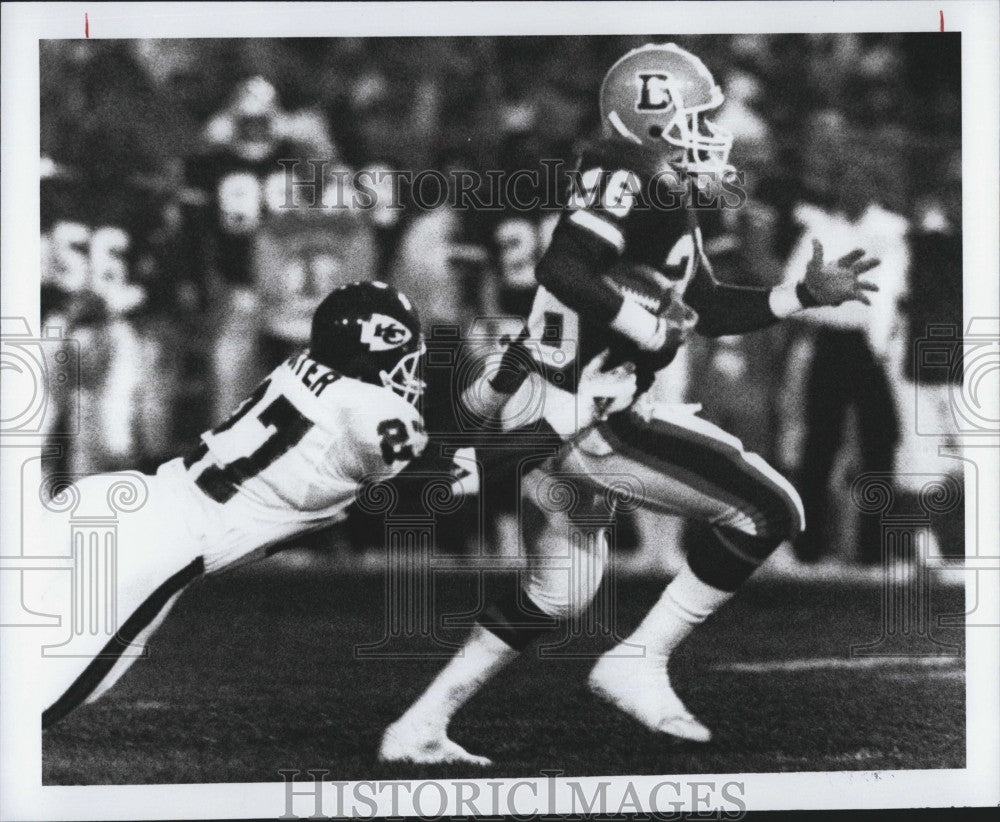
686, 239, 881, 336
770, 239, 881, 317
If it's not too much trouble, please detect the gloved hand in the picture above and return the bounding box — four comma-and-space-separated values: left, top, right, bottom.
542, 349, 638, 439
800, 239, 881, 307
579, 348, 639, 421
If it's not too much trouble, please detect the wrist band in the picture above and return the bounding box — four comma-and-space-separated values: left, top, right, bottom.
610, 297, 659, 347
768, 281, 804, 318
488, 342, 532, 394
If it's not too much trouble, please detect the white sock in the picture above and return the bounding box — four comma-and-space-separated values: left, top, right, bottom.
624, 564, 734, 661
396, 624, 518, 735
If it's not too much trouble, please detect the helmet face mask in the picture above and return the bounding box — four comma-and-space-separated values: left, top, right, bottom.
601, 43, 734, 178
669, 113, 734, 181
380, 341, 426, 406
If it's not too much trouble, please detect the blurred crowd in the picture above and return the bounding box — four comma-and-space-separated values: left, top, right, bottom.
39, 35, 963, 566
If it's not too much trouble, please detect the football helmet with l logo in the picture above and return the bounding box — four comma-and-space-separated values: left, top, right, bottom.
310, 281, 426, 404
600, 43, 733, 176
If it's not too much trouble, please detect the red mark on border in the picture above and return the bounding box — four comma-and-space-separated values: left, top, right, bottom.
84, 13, 90, 37
939, 10, 944, 32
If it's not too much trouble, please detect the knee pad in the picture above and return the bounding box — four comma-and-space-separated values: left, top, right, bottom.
478, 576, 558, 651
688, 526, 784, 592
523, 548, 606, 622
520, 489, 610, 621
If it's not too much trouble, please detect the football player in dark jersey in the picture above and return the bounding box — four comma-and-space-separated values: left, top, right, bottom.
184, 76, 342, 421
381, 43, 881, 765
40, 154, 187, 475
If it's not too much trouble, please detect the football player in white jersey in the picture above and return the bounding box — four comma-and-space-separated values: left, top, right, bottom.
39, 281, 637, 729
38, 281, 426, 728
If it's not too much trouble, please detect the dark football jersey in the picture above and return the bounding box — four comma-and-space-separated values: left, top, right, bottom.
527, 139, 705, 393
525, 138, 781, 397
40, 172, 173, 314
185, 139, 301, 286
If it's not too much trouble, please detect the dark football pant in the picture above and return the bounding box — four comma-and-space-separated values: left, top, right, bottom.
570, 406, 803, 588
795, 329, 899, 563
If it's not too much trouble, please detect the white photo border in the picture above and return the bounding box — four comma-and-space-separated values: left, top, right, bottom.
2, 1, 998, 818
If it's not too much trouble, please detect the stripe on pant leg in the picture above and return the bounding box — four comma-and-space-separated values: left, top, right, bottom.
565, 441, 752, 526
82, 587, 185, 708
640, 415, 803, 533
42, 556, 205, 730
596, 421, 768, 533
602, 412, 801, 537
741, 451, 805, 534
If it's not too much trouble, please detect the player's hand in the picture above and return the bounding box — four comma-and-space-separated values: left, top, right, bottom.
658, 291, 699, 349
612, 294, 698, 353
485, 325, 532, 395
578, 349, 638, 421
801, 239, 881, 307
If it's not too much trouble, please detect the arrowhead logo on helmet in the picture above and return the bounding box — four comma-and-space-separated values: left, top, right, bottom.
359, 314, 413, 351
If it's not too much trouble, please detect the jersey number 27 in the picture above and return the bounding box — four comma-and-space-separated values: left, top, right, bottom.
189, 378, 314, 504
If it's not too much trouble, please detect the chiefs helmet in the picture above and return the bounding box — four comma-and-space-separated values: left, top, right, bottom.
600, 43, 733, 175
310, 282, 425, 404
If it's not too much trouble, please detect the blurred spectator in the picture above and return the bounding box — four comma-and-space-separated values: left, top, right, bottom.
782, 148, 910, 564
388, 151, 492, 336
359, 161, 409, 281
253, 198, 377, 370
468, 128, 568, 322
40, 43, 191, 475
184, 75, 339, 420
892, 150, 964, 562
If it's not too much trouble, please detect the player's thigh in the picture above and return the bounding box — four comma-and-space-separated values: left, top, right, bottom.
565, 409, 803, 537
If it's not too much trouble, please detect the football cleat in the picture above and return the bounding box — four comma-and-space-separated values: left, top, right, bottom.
588, 651, 712, 742
378, 722, 493, 767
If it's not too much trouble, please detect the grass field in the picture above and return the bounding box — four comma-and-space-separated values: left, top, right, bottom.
43, 560, 965, 784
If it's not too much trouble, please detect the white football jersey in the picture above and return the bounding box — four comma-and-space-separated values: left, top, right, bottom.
158, 350, 426, 570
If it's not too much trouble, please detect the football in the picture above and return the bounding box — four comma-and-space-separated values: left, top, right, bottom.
602, 260, 671, 314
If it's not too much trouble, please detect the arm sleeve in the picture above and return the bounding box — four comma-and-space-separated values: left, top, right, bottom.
535, 216, 625, 325
684, 261, 782, 337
